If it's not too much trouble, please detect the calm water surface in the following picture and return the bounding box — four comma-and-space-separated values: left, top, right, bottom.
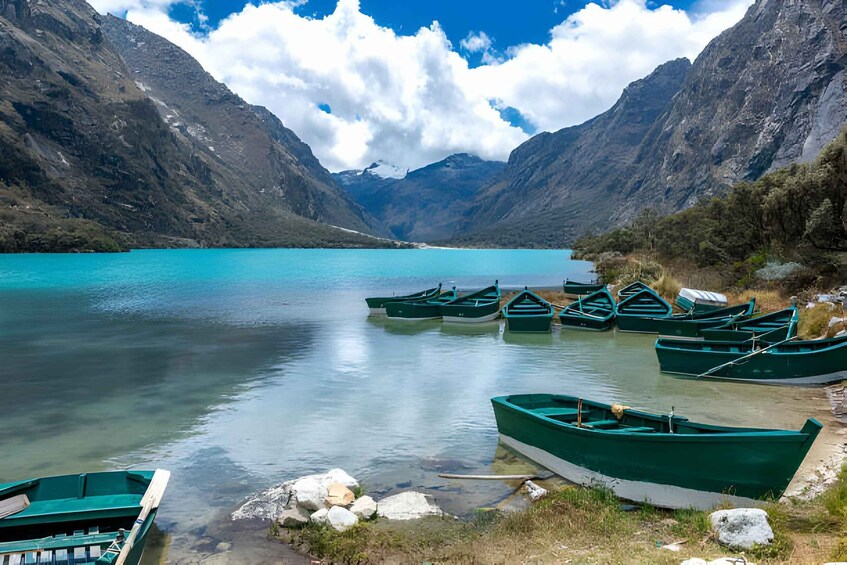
0, 249, 837, 563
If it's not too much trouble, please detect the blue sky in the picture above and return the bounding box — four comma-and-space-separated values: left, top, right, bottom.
103, 0, 751, 171
170, 0, 701, 65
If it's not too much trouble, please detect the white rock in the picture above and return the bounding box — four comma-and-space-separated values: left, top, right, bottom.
276, 506, 310, 528
310, 508, 329, 525
232, 468, 359, 521
523, 480, 548, 501
709, 508, 773, 550
377, 492, 443, 520
292, 477, 327, 511
349, 495, 377, 520
327, 506, 359, 531
829, 317, 846, 328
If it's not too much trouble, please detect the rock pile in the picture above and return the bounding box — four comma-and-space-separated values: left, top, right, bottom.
232, 469, 444, 532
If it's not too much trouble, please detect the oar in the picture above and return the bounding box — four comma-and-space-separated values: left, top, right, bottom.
696, 336, 799, 378
115, 470, 170, 565
437, 472, 555, 481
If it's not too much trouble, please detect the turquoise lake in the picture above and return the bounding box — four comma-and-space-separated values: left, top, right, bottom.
0, 248, 838, 563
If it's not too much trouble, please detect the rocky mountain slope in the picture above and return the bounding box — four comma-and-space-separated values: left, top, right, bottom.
459, 0, 847, 247
0, 0, 389, 251
335, 154, 505, 242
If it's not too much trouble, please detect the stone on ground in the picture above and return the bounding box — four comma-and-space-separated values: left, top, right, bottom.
309, 507, 329, 524
292, 477, 327, 511
377, 491, 443, 520
709, 508, 773, 550
523, 480, 548, 501
327, 506, 359, 531
349, 495, 377, 520
325, 482, 355, 507
276, 505, 310, 528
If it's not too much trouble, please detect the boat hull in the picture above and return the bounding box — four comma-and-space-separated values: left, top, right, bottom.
441, 301, 501, 323
505, 316, 553, 332
492, 395, 819, 509
559, 315, 614, 331
656, 337, 847, 385
562, 281, 605, 299
442, 309, 501, 323
365, 285, 441, 316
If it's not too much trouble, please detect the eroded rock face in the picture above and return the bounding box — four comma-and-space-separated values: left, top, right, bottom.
276, 506, 310, 528
325, 483, 355, 507
376, 492, 443, 520
709, 508, 774, 550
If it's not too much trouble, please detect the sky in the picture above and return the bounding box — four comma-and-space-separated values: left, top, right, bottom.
90, 0, 754, 172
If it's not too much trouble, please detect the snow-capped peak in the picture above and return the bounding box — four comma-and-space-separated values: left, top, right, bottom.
362, 160, 407, 179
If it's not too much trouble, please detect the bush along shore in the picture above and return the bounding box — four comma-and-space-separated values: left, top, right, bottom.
228, 466, 847, 563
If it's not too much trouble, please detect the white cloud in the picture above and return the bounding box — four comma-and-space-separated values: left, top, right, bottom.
103, 0, 753, 172
460, 31, 492, 53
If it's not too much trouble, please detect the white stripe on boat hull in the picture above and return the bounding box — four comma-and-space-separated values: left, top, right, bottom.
699, 370, 847, 386
386, 316, 441, 321
499, 433, 762, 510
368, 308, 387, 316
442, 311, 501, 324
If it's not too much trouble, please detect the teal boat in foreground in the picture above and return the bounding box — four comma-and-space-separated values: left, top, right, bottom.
615, 288, 673, 332
558, 288, 616, 331
385, 288, 457, 320
441, 282, 501, 323
492, 394, 821, 509
562, 279, 605, 299
365, 284, 441, 315
655, 333, 847, 385
0, 470, 169, 565
701, 307, 799, 343
502, 289, 555, 332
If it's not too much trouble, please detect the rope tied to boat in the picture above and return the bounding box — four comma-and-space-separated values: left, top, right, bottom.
611, 403, 630, 419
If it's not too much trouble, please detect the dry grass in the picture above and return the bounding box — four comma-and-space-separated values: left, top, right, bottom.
724, 289, 787, 313
280, 485, 845, 564
798, 302, 846, 339
651, 274, 683, 302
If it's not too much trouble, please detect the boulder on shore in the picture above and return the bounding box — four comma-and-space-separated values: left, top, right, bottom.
709, 508, 773, 550
327, 506, 358, 531
276, 506, 310, 528
350, 495, 378, 520
232, 468, 359, 521
377, 492, 443, 520
310, 508, 329, 525
325, 483, 355, 507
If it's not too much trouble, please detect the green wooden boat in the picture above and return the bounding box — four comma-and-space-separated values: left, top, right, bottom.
365, 284, 441, 315
616, 281, 651, 301
640, 299, 757, 338
441, 282, 501, 323
676, 288, 728, 313
656, 333, 847, 385
700, 307, 799, 343
558, 288, 616, 331
385, 288, 457, 320
615, 288, 673, 333
0, 469, 169, 565
491, 394, 821, 509
562, 279, 605, 299
502, 289, 554, 333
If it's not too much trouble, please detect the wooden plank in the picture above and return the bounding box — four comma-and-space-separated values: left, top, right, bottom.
0, 495, 30, 520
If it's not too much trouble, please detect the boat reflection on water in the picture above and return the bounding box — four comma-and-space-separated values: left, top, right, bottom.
365, 316, 443, 336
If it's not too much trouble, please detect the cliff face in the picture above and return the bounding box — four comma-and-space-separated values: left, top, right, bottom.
625, 0, 847, 218
0, 0, 388, 251
458, 59, 692, 246
335, 154, 505, 242
459, 0, 847, 247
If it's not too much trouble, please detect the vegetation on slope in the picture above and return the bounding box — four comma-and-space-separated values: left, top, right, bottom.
574, 128, 847, 292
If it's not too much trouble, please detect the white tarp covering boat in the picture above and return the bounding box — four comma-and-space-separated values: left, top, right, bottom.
676, 288, 728, 311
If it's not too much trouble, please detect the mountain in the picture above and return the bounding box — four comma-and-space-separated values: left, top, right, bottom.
0, 0, 391, 251
459, 0, 847, 247
335, 154, 505, 242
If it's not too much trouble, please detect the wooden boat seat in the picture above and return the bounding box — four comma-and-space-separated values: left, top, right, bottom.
582, 420, 621, 429
0, 528, 114, 559
1, 494, 140, 528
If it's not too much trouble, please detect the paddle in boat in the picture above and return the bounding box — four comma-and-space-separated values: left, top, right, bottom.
655, 332, 847, 385
0, 469, 169, 565
558, 288, 616, 331
646, 299, 756, 339
502, 289, 555, 333
491, 394, 821, 509
614, 288, 673, 333
700, 307, 799, 343
676, 288, 728, 313
562, 279, 606, 300
616, 281, 652, 301
365, 284, 442, 316
440, 282, 501, 323
385, 288, 458, 321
